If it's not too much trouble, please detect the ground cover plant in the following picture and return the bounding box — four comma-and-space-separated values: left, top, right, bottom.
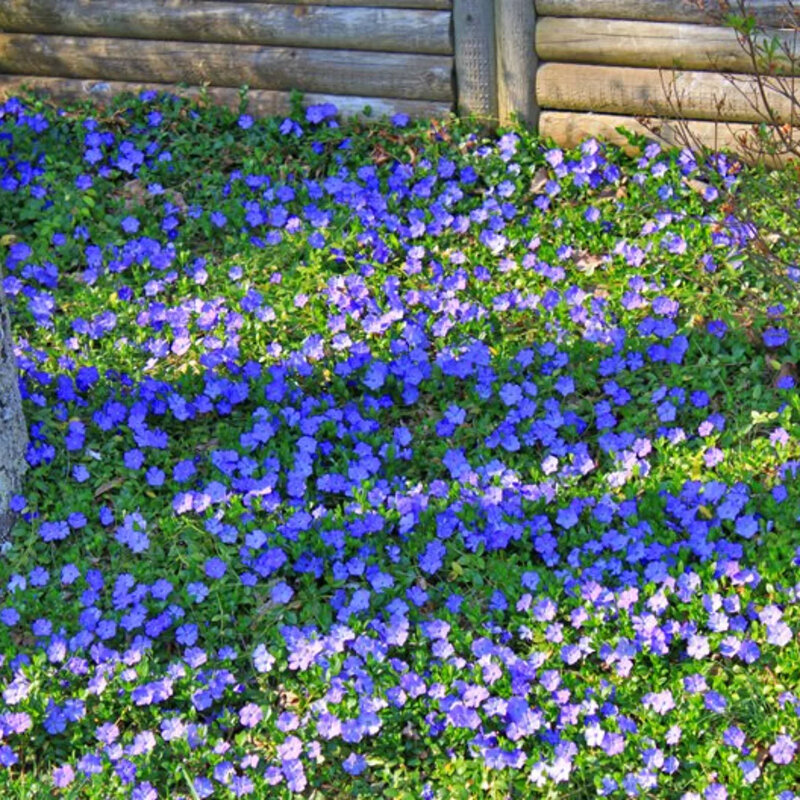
0, 88, 799, 799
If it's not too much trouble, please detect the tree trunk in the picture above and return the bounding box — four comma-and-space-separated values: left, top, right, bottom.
0, 274, 27, 543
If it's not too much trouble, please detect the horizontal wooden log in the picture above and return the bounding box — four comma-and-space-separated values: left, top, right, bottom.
0, 34, 453, 101
0, 1, 452, 56
0, 74, 452, 119
538, 109, 796, 166
535, 0, 799, 27
537, 62, 799, 124
536, 17, 800, 75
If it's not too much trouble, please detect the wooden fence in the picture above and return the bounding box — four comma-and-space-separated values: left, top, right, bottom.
534, 0, 800, 159
1, 0, 799, 159
0, 0, 454, 120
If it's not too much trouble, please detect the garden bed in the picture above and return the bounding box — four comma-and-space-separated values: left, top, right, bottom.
0, 91, 799, 799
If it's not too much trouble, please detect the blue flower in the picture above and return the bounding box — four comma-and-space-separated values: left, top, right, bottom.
763, 327, 789, 348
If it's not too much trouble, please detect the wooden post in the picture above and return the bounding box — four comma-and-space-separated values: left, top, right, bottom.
453, 0, 497, 119
495, 0, 537, 129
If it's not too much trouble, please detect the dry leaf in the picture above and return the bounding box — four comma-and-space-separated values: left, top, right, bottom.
530, 167, 549, 194
596, 176, 628, 201
279, 689, 301, 709
682, 176, 713, 198
93, 476, 124, 498
121, 179, 187, 214
575, 252, 605, 275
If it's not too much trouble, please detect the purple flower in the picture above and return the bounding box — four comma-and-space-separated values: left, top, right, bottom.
239, 703, 263, 729
703, 447, 724, 468
121, 216, 140, 234
447, 702, 481, 730
740, 759, 760, 784
271, 582, 294, 604
419, 540, 446, 575
642, 690, 675, 715
279, 737, 304, 759
131, 782, 158, 800
52, 764, 75, 788
763, 327, 789, 348
40, 520, 70, 543
687, 635, 710, 659
770, 734, 797, 764
705, 784, 727, 800
735, 515, 758, 539
252, 644, 275, 673
0, 746, 18, 767
704, 691, 727, 713
204, 557, 227, 579
342, 752, 367, 776
767, 622, 793, 647
173, 459, 196, 483
707, 319, 728, 338
160, 717, 186, 741
96, 722, 119, 745
146, 466, 165, 487
770, 427, 790, 447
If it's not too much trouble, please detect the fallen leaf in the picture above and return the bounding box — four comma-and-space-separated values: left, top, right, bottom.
682, 176, 713, 197
530, 167, 549, 194
94, 476, 124, 498
575, 252, 605, 275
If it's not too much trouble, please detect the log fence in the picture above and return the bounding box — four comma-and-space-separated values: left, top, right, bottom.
0, 0, 454, 120
0, 0, 798, 158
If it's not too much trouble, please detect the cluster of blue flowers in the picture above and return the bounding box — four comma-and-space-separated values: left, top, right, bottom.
0, 92, 798, 798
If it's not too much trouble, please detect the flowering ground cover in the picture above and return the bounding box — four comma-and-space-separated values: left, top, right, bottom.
1, 90, 799, 799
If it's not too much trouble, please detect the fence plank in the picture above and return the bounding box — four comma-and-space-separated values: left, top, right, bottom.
536, 17, 800, 75
0, 1, 452, 55
538, 109, 794, 165
537, 62, 798, 124
495, 0, 538, 127
453, 0, 496, 118
535, 0, 799, 27
0, 34, 453, 101
0, 74, 452, 119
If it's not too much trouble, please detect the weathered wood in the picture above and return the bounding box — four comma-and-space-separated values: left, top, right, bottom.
207, 0, 451, 7
0, 1, 452, 56
536, 17, 800, 75
538, 109, 795, 165
0, 268, 27, 544
495, 0, 538, 127
535, 0, 799, 27
453, 0, 497, 118
0, 34, 453, 101
537, 62, 799, 124
0, 74, 453, 119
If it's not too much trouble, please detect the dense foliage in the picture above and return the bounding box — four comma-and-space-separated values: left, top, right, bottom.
0, 90, 799, 799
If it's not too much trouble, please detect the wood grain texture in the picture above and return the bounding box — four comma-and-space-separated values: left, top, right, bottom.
495, 0, 538, 127
206, 0, 451, 7
537, 62, 799, 124
0, 1, 452, 55
0, 74, 453, 118
536, 17, 800, 75
453, 0, 496, 117
539, 109, 795, 165
0, 34, 453, 101
535, 0, 799, 27
0, 264, 27, 543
